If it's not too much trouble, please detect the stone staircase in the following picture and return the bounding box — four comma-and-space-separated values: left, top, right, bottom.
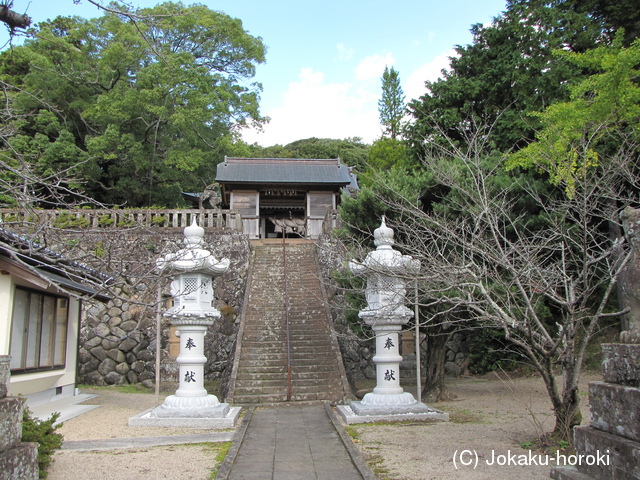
227, 239, 351, 404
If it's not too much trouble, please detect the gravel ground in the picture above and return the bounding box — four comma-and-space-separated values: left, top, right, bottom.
47, 389, 230, 480
45, 373, 599, 480
349, 372, 598, 480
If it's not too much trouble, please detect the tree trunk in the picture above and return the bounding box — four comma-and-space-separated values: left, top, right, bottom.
536, 355, 582, 442
421, 324, 455, 402
554, 387, 582, 441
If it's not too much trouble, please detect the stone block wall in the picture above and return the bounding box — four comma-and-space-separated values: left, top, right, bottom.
76, 231, 250, 386
0, 356, 38, 480
75, 228, 474, 388
551, 343, 640, 480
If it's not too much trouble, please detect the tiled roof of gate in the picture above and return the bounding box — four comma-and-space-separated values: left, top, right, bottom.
216, 157, 355, 185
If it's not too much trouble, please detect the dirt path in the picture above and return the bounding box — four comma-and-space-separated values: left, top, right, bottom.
47, 389, 230, 480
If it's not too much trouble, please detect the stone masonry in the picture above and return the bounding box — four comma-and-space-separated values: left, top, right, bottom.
551, 208, 640, 480
0, 356, 38, 480
77, 231, 250, 387
551, 343, 640, 479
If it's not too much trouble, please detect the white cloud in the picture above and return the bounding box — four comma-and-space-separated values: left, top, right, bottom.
355, 53, 395, 81
241, 50, 462, 147
336, 43, 354, 61
404, 49, 457, 102
242, 67, 381, 146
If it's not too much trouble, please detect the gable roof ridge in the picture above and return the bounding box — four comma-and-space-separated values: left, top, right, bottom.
224, 156, 341, 165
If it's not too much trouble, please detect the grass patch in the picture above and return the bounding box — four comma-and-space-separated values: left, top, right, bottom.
362, 447, 393, 480
520, 433, 575, 456
208, 441, 233, 479
447, 408, 484, 424
344, 426, 361, 442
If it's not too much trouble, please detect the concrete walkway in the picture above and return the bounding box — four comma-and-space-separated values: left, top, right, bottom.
216, 403, 375, 480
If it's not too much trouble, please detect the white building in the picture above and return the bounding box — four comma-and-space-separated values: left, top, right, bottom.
0, 228, 110, 406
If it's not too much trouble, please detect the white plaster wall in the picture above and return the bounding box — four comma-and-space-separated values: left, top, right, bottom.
0, 273, 15, 356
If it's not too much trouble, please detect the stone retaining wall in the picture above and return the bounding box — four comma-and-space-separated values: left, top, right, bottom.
75, 231, 250, 386
0, 356, 38, 480
73, 229, 469, 388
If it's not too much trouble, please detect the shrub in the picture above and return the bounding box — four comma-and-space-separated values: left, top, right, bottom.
467, 327, 521, 374
150, 215, 167, 226
51, 213, 90, 229
21, 406, 63, 479
97, 215, 115, 227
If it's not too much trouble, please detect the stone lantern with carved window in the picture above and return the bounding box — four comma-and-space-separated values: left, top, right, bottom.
347, 217, 433, 416
152, 220, 231, 418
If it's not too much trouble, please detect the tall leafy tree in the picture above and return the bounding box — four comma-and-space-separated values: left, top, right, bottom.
366, 137, 414, 172
245, 137, 370, 173
344, 128, 636, 440
378, 66, 405, 140
508, 36, 640, 195
405, 0, 634, 158
0, 2, 266, 207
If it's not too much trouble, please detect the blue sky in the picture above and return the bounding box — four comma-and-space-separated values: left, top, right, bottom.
1, 0, 507, 146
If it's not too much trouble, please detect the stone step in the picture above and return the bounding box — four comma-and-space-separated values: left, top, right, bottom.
288, 335, 335, 343
235, 370, 287, 379
589, 381, 640, 442
240, 340, 288, 348
232, 393, 289, 404
234, 379, 288, 390
239, 351, 286, 360
572, 426, 640, 480
241, 335, 287, 343
290, 377, 343, 387
234, 376, 288, 387
229, 242, 349, 404
290, 356, 340, 366
234, 383, 341, 403
289, 345, 337, 353
236, 362, 338, 374
551, 466, 596, 480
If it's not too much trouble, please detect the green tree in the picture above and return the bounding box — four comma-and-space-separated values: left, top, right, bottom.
378, 66, 405, 140
508, 36, 640, 196
0, 2, 266, 207
248, 137, 370, 173
366, 137, 415, 172
355, 132, 636, 441
405, 0, 637, 158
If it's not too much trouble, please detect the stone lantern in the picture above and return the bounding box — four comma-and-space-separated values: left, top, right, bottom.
151, 219, 231, 418
347, 217, 432, 416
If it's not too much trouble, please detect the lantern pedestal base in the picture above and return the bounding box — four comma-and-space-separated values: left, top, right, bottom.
349, 391, 435, 416
151, 394, 230, 418
128, 403, 241, 429
337, 399, 448, 424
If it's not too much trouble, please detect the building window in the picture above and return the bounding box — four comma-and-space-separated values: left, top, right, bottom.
9, 288, 69, 373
